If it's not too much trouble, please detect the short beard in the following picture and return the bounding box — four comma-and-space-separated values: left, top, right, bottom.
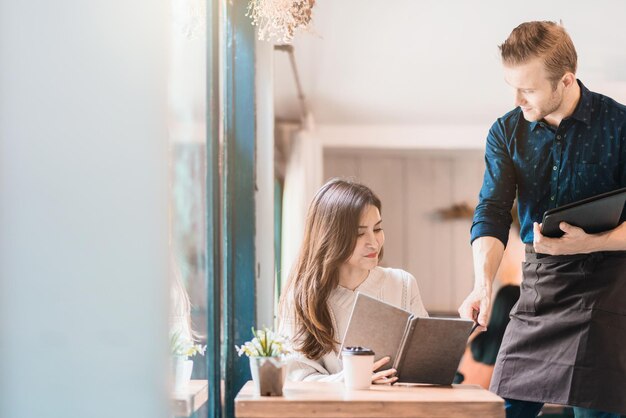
537, 85, 564, 121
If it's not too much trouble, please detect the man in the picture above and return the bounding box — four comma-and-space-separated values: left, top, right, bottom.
459, 21, 626, 418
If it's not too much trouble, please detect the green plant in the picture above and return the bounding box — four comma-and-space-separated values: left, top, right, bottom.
236, 327, 292, 357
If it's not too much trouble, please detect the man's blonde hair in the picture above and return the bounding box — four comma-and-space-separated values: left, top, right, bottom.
499, 21, 577, 86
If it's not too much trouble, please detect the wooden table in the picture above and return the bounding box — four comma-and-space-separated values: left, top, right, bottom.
171, 380, 208, 417
235, 380, 504, 417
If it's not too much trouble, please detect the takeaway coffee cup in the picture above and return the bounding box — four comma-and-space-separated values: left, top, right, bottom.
342, 346, 375, 390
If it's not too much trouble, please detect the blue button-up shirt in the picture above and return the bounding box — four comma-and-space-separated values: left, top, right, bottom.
471, 80, 626, 245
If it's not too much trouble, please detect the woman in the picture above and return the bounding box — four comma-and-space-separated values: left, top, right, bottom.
279, 178, 428, 383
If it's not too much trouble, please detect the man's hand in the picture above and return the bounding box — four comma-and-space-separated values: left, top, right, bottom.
458, 286, 491, 331
463, 236, 503, 332
533, 222, 594, 255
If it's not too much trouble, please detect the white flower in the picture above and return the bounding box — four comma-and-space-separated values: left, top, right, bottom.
235, 327, 293, 357
170, 329, 206, 357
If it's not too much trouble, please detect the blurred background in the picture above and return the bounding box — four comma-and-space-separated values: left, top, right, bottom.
1, 0, 625, 417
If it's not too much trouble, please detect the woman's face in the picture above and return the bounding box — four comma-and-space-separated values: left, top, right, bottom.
345, 204, 385, 271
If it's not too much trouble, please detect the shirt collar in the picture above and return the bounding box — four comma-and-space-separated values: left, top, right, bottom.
529, 79, 591, 131
530, 119, 549, 131
569, 79, 592, 125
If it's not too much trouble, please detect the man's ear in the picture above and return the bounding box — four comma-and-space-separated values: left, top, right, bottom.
562, 72, 576, 88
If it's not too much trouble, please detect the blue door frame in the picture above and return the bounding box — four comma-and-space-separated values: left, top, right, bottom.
206, 0, 222, 416
206, 0, 256, 416
222, 0, 256, 416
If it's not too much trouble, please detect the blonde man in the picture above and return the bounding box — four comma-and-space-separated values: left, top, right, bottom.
459, 21, 626, 418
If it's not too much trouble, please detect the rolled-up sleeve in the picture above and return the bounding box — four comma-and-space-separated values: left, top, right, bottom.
470, 121, 516, 247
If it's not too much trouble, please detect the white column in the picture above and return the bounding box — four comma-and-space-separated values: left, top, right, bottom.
255, 39, 276, 329
0, 1, 169, 417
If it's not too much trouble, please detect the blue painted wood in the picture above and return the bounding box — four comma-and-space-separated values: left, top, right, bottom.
274, 179, 283, 302
223, 0, 256, 417
206, 0, 222, 416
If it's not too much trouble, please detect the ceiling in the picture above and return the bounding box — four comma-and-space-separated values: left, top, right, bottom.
273, 0, 626, 126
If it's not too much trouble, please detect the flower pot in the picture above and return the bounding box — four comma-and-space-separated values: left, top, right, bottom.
249, 356, 286, 396
172, 355, 194, 393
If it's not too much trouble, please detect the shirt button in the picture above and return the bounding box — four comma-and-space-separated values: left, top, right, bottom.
557, 135, 562, 139
553, 166, 558, 170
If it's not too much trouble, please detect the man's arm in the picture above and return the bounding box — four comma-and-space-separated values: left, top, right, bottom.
458, 236, 505, 329
462, 120, 514, 328
533, 221, 626, 255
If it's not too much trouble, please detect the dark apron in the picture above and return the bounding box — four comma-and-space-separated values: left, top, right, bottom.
490, 247, 626, 415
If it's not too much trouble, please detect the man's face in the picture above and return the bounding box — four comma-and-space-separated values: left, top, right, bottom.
503, 58, 564, 122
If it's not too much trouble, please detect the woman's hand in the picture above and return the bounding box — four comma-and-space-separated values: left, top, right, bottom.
371, 356, 397, 384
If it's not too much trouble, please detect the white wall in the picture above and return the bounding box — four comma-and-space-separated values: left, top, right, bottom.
275, 0, 626, 125
317, 124, 488, 150
0, 1, 169, 418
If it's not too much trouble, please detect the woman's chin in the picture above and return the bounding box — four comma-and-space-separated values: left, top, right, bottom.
363, 259, 378, 269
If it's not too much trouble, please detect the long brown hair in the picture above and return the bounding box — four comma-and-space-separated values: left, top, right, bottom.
280, 178, 383, 360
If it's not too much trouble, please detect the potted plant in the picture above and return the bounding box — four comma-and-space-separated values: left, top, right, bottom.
170, 329, 206, 393
236, 327, 293, 396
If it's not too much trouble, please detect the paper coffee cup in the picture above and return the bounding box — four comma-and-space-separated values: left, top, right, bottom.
342, 346, 374, 390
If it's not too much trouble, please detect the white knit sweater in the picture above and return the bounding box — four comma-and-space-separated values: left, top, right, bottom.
280, 266, 428, 382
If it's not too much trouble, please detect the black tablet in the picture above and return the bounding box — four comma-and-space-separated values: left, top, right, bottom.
541, 187, 626, 238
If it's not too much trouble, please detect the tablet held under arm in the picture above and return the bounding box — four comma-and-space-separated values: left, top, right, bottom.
541, 187, 626, 238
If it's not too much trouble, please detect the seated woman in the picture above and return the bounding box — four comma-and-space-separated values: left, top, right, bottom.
279, 178, 428, 383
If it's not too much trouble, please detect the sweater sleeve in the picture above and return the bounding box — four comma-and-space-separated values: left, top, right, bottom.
405, 271, 429, 317
285, 354, 344, 382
